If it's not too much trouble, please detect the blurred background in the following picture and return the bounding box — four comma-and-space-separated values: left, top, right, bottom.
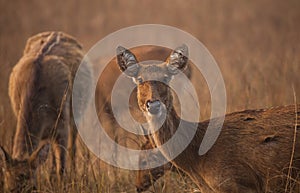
0, 0, 299, 192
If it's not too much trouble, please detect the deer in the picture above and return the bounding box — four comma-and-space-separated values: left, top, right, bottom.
0, 31, 86, 192
116, 44, 300, 193
94, 45, 192, 184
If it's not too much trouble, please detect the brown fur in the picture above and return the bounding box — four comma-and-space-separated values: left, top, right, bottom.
0, 31, 84, 192
117, 45, 300, 193
152, 105, 300, 193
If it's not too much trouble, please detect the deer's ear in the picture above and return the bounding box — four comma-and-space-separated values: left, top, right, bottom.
0, 146, 11, 169
167, 44, 189, 75
29, 143, 50, 169
116, 46, 140, 77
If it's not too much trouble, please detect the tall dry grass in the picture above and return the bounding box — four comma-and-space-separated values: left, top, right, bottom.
0, 0, 299, 192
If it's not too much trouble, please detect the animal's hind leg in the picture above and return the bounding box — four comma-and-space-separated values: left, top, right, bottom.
52, 120, 68, 184
53, 143, 67, 184
67, 119, 77, 172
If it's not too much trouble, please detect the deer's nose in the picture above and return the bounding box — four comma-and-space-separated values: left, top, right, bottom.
146, 100, 161, 115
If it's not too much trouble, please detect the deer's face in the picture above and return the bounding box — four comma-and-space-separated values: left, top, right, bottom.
0, 144, 49, 193
116, 45, 188, 118
136, 67, 173, 116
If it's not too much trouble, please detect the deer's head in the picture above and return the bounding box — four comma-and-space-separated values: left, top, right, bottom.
116, 45, 189, 119
0, 143, 49, 193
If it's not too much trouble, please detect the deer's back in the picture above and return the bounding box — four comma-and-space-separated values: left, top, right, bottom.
23, 31, 84, 77
198, 104, 300, 192
9, 32, 83, 116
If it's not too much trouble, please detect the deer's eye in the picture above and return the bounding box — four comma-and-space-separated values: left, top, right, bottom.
141, 160, 147, 166
136, 76, 143, 84
163, 75, 171, 83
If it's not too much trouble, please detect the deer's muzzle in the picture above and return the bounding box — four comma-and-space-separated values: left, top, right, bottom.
146, 100, 161, 115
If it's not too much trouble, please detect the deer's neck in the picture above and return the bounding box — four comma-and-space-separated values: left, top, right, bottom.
147, 104, 210, 188
147, 104, 207, 157
148, 104, 211, 191
147, 106, 179, 145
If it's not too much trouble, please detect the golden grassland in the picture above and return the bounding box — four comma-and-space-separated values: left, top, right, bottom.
0, 0, 299, 192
